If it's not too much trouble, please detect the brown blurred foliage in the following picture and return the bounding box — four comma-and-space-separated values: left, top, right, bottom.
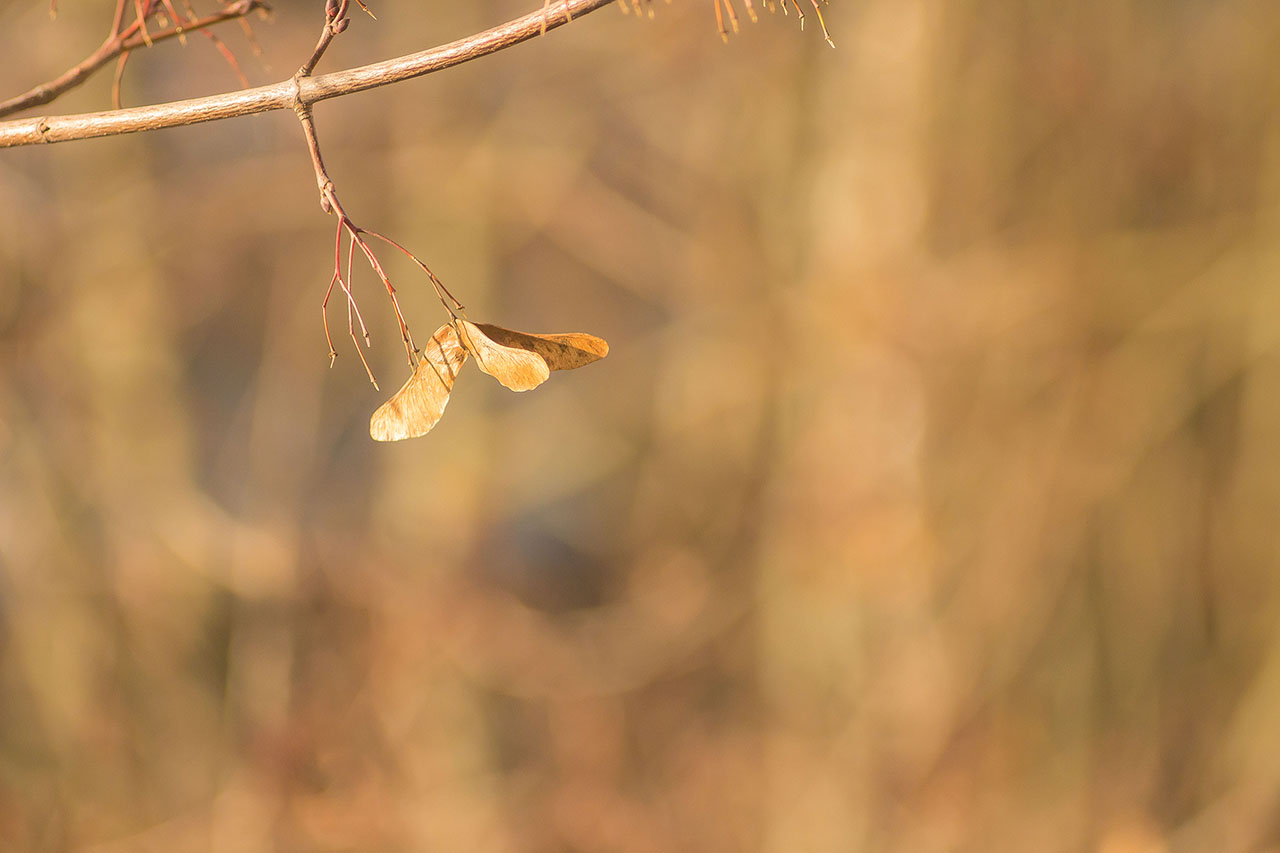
2, 0, 1280, 850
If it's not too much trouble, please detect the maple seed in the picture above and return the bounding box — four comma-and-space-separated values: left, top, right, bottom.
369, 320, 610, 442
471, 324, 609, 370
369, 323, 468, 441
456, 320, 552, 392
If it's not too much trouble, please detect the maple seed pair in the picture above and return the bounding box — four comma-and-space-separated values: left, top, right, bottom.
369, 320, 609, 441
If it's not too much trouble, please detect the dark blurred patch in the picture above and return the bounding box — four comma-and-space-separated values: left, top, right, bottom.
472, 502, 617, 613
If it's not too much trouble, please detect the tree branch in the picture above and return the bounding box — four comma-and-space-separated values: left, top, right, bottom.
0, 0, 269, 119
0, 0, 615, 149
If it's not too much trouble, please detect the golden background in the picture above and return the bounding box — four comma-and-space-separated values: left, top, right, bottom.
1, 0, 1279, 849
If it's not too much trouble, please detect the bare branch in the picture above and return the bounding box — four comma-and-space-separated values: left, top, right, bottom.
299, 0, 349, 77
0, 0, 615, 149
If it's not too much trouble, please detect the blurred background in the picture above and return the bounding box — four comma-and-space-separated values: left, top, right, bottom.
1, 0, 1279, 849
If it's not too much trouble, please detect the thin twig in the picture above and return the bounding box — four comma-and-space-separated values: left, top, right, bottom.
110, 0, 130, 38
297, 0, 421, 382
111, 52, 131, 110
299, 0, 347, 77
0, 0, 617, 148
201, 29, 250, 89
364, 230, 465, 315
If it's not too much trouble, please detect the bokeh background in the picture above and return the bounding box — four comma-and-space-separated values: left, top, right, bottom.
1, 0, 1279, 849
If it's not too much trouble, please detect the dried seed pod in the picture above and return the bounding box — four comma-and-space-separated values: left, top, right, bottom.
471, 323, 609, 371
369, 323, 468, 441
455, 320, 552, 392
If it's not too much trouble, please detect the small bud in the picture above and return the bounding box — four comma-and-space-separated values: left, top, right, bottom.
334, 17, 349, 33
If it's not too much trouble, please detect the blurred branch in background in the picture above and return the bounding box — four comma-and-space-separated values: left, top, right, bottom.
2, 0, 1280, 851
0, 0, 269, 119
